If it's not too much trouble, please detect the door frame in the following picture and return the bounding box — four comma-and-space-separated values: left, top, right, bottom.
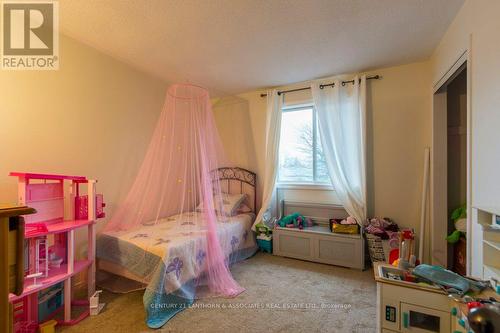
431, 37, 472, 274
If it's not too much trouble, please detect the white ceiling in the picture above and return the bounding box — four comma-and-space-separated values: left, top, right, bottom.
60, 0, 464, 96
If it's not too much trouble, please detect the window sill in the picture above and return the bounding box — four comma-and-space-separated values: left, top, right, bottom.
277, 183, 334, 191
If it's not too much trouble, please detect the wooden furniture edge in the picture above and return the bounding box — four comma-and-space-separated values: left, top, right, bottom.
0, 206, 36, 218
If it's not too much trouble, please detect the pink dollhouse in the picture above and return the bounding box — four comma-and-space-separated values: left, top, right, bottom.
8, 172, 105, 332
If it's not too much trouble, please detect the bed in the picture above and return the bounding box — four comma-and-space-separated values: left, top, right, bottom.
96, 167, 258, 328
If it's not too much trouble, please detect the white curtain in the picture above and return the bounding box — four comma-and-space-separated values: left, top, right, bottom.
311, 75, 367, 225
252, 89, 282, 230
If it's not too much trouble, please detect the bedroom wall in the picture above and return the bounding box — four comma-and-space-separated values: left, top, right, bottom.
430, 0, 500, 276
215, 61, 432, 233
0, 34, 167, 249
432, 0, 500, 212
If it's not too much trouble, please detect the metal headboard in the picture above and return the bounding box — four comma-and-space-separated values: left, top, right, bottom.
212, 167, 257, 213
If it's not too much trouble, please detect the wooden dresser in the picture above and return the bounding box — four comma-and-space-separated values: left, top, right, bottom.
0, 205, 36, 333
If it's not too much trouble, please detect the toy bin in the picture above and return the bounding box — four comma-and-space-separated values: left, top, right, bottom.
39, 320, 57, 333
38, 283, 64, 322
256, 238, 272, 253
365, 234, 387, 262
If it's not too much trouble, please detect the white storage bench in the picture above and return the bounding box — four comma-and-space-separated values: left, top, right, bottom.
273, 226, 364, 269
272, 200, 364, 270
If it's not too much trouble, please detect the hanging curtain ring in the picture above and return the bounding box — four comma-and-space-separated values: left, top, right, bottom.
319, 84, 324, 90
342, 81, 346, 87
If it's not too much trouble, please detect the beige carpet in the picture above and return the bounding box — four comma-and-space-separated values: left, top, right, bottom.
59, 252, 377, 333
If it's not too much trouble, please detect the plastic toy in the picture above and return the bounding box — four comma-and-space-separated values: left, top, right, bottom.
413, 264, 490, 295
8, 172, 105, 332
48, 249, 63, 268
255, 222, 273, 253
25, 223, 48, 237
89, 290, 105, 316
394, 229, 416, 270
255, 222, 272, 237
39, 320, 57, 333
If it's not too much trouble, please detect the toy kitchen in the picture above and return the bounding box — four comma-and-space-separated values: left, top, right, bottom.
373, 207, 500, 333
374, 262, 499, 333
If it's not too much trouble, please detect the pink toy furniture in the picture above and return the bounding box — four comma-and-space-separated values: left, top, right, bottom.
8, 172, 105, 331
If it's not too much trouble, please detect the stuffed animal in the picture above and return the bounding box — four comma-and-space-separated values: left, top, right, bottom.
278, 212, 312, 229
340, 216, 357, 225
364, 217, 398, 239
447, 204, 467, 243
278, 212, 300, 227
255, 222, 272, 237
451, 204, 466, 221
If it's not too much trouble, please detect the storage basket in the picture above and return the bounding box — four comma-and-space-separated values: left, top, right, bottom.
256, 239, 272, 253
331, 223, 359, 234
365, 233, 389, 262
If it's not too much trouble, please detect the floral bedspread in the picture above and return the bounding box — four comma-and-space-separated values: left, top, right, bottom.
97, 212, 257, 294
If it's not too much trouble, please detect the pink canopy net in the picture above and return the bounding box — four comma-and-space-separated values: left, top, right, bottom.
102, 84, 246, 328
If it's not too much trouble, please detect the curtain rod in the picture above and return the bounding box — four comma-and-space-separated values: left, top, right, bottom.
259, 75, 380, 97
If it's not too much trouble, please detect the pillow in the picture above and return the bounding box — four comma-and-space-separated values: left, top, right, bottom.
215, 193, 247, 216
196, 193, 247, 216
236, 203, 253, 214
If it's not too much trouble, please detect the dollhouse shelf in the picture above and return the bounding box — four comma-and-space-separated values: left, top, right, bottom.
9, 172, 87, 182
9, 260, 92, 302
8, 171, 104, 329
25, 219, 95, 239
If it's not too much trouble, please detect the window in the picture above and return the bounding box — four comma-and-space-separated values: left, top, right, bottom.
278, 106, 330, 184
